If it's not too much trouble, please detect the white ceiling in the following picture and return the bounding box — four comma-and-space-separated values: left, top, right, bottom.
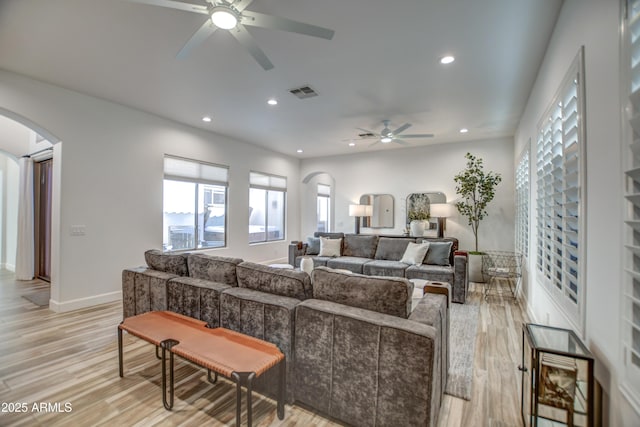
0, 0, 563, 158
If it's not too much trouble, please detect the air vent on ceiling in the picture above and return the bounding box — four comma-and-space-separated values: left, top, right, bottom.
289, 85, 318, 99
358, 132, 375, 138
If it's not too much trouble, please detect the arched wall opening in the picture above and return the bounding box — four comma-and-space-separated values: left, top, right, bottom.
300, 171, 336, 238
0, 109, 61, 310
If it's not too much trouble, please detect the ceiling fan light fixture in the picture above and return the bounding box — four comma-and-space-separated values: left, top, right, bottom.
440, 55, 455, 64
381, 136, 393, 143
211, 6, 238, 30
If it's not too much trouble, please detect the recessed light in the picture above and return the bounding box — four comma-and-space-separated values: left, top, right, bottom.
267, 98, 278, 106
440, 55, 455, 65
202, 116, 212, 122
348, 142, 355, 147
297, 149, 303, 153
459, 128, 468, 133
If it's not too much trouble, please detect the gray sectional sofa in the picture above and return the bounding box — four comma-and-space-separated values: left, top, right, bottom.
122, 250, 449, 426
289, 232, 469, 303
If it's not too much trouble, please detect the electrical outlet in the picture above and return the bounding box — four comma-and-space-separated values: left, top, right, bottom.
70, 225, 86, 236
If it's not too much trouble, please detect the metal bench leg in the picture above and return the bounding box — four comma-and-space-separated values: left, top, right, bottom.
232, 372, 256, 427
207, 369, 218, 384
156, 345, 161, 360
161, 339, 179, 410
118, 324, 124, 377
277, 359, 285, 420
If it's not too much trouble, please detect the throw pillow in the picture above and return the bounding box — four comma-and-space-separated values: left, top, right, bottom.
400, 242, 431, 265
319, 237, 342, 257
424, 241, 453, 266
306, 237, 320, 255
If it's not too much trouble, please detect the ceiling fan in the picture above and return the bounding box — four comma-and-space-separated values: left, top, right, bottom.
128, 0, 335, 70
356, 120, 434, 146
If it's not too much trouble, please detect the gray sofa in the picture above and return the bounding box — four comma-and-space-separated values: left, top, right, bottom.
122, 250, 448, 426
289, 232, 469, 303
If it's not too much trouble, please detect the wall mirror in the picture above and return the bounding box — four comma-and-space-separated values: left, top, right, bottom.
406, 191, 446, 225
359, 194, 394, 228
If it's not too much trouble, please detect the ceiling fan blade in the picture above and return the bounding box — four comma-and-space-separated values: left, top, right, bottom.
241, 10, 335, 40
392, 123, 412, 135
176, 20, 218, 59
394, 139, 409, 145
227, 0, 257, 12
400, 133, 435, 138
356, 127, 378, 135
229, 25, 274, 70
127, 0, 208, 15
369, 141, 380, 147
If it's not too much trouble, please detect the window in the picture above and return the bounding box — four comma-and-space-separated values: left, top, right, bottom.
317, 184, 331, 232
535, 48, 585, 331
249, 171, 286, 243
515, 146, 530, 258
622, 0, 640, 405
163, 156, 228, 251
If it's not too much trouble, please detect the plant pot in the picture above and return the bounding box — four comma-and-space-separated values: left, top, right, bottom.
410, 220, 427, 237
468, 252, 486, 283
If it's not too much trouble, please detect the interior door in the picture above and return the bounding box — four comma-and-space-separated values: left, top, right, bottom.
34, 159, 52, 282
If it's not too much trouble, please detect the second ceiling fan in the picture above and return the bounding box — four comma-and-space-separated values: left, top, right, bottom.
357, 120, 434, 146
128, 0, 335, 70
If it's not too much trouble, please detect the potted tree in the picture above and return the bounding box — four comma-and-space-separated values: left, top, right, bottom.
454, 152, 502, 282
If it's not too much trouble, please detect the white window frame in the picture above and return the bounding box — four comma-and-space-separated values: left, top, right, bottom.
317, 184, 331, 232
515, 144, 530, 259
249, 171, 287, 244
163, 155, 229, 252
621, 0, 640, 410
535, 47, 587, 334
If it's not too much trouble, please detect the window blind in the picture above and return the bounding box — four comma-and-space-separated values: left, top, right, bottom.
164, 155, 228, 185
250, 171, 287, 190
515, 146, 530, 258
535, 48, 585, 330
622, 0, 640, 403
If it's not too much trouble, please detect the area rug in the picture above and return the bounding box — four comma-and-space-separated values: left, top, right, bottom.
445, 298, 480, 400
22, 290, 50, 307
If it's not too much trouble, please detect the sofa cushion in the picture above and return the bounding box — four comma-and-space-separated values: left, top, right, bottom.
424, 241, 453, 266
187, 253, 242, 285
405, 264, 454, 285
374, 237, 416, 261
319, 237, 342, 257
167, 276, 231, 327
400, 242, 430, 265
312, 266, 413, 318
236, 261, 313, 300
418, 237, 458, 265
326, 256, 371, 274
306, 236, 321, 255
343, 234, 379, 258
363, 260, 410, 277
144, 249, 189, 276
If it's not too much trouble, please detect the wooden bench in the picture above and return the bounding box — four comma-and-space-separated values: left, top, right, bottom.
118, 311, 285, 426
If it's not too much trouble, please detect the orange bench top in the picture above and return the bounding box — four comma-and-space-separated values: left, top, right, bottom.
120, 311, 284, 378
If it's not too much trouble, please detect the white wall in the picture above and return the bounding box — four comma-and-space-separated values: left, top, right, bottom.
300, 137, 515, 253
514, 0, 639, 424
0, 69, 301, 312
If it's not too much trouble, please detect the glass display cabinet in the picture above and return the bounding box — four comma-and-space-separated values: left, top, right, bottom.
520, 323, 594, 427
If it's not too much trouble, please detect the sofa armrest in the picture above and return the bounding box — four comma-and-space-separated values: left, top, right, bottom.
410, 293, 449, 397
452, 252, 469, 303
288, 241, 308, 266
294, 299, 442, 426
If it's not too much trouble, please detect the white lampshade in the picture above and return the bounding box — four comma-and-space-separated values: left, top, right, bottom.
349, 204, 372, 217
430, 203, 452, 218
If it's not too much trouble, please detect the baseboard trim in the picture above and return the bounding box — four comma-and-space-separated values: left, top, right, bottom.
49, 290, 122, 313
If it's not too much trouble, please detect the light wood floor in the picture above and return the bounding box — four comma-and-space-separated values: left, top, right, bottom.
0, 271, 527, 426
